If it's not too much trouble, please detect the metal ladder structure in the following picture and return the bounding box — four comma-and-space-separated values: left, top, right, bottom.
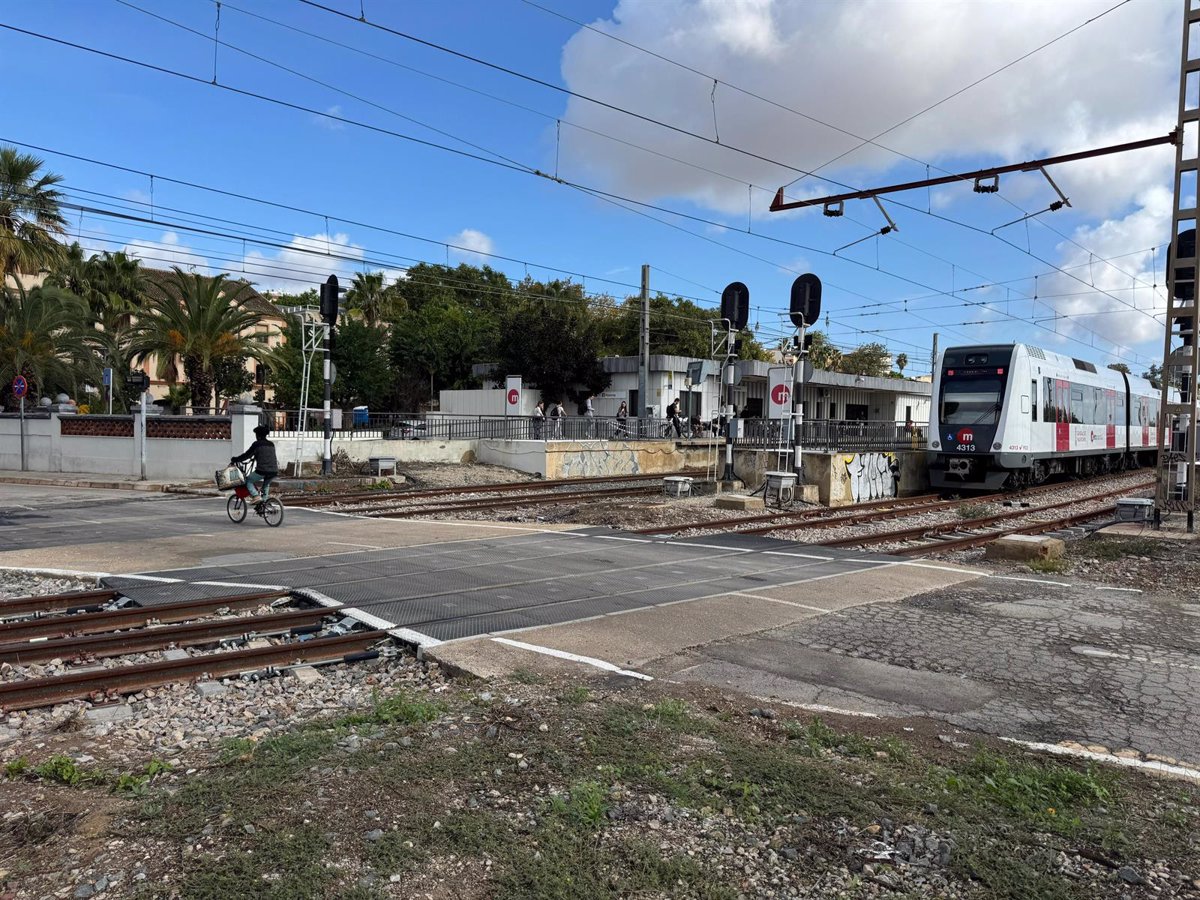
1154, 0, 1199, 531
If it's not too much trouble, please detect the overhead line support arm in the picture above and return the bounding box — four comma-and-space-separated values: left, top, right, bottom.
769, 131, 1179, 213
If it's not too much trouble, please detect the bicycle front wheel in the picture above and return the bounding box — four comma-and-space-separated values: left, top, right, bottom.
226, 494, 247, 523
262, 497, 284, 527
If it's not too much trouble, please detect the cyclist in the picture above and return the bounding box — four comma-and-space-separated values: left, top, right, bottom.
231, 424, 279, 504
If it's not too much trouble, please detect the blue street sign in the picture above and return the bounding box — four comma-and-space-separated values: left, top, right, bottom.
12, 376, 27, 399
102, 367, 112, 387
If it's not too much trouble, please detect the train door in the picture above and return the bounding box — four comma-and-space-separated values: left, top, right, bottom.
1054, 379, 1070, 451
1105, 389, 1116, 449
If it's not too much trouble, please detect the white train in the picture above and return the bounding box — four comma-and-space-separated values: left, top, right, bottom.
928, 343, 1164, 490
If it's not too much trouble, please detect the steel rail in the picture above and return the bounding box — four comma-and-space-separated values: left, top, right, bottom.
0, 630, 389, 712
285, 469, 708, 508
366, 486, 660, 518
0, 590, 290, 643
890, 506, 1118, 556
0, 588, 117, 618
632, 493, 945, 536
0, 606, 334, 666
821, 483, 1149, 550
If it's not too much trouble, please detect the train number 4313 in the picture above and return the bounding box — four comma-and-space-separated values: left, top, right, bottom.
955, 443, 976, 452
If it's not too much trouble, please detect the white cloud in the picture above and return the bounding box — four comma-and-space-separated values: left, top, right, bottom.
123, 231, 209, 271
448, 228, 496, 262
313, 104, 345, 130
557, 0, 1175, 218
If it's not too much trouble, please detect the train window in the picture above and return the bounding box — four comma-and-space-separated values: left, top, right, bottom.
941, 373, 1003, 425
1070, 388, 1084, 424
1044, 378, 1055, 423
1031, 380, 1038, 421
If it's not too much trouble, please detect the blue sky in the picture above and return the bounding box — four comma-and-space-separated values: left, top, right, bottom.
0, 0, 1180, 375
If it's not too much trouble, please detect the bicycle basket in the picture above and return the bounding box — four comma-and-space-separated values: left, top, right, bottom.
214, 465, 246, 491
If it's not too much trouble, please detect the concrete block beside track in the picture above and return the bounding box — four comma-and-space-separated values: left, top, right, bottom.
714, 494, 765, 511
984, 534, 1065, 561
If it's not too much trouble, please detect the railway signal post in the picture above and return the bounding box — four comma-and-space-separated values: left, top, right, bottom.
319, 275, 340, 477
718, 282, 749, 484
789, 274, 822, 482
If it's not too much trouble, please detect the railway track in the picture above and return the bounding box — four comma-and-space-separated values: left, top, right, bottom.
286, 470, 706, 509
365, 485, 660, 518
0, 586, 393, 713
820, 480, 1151, 556
640, 471, 1154, 538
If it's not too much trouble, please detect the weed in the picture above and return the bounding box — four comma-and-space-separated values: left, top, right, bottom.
957, 503, 989, 519
785, 717, 875, 758
558, 685, 590, 706
1027, 557, 1068, 574
180, 825, 333, 899
339, 690, 440, 728
549, 781, 609, 827
646, 698, 690, 728
32, 755, 97, 787
4, 756, 29, 778
509, 668, 544, 685
366, 478, 394, 491
1074, 537, 1160, 561
944, 751, 1112, 824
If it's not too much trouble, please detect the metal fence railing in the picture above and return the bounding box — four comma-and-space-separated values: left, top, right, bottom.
248, 410, 927, 449
735, 419, 927, 452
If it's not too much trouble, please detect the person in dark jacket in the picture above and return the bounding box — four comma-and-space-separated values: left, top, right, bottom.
231, 424, 279, 499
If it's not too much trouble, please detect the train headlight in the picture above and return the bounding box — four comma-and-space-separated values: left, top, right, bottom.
993, 442, 1001, 450
931, 440, 940, 449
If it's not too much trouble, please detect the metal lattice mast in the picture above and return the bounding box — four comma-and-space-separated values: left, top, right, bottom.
1154, 0, 1200, 531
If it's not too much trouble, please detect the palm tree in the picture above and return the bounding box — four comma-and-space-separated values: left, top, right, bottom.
47, 245, 146, 329
0, 147, 67, 281
0, 284, 94, 402
895, 353, 908, 376
131, 268, 267, 410
345, 271, 399, 327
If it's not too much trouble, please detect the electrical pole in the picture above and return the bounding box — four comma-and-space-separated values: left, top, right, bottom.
319, 275, 339, 476
639, 265, 650, 428
931, 332, 939, 379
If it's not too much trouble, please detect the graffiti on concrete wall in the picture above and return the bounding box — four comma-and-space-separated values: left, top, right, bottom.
558, 443, 642, 479
843, 452, 899, 502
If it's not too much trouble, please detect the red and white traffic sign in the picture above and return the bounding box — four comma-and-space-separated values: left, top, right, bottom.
768, 367, 792, 418
504, 375, 522, 412
11, 375, 27, 399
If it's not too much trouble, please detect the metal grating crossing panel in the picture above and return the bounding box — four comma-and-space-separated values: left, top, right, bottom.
112, 530, 907, 643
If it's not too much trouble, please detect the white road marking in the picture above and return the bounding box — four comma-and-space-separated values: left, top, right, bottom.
491, 636, 652, 680
327, 541, 385, 550
0, 565, 110, 579
1097, 586, 1144, 593
731, 592, 828, 612
1071, 644, 1200, 672
1000, 738, 1200, 783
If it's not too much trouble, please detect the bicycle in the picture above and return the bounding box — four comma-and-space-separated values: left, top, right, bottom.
221, 460, 285, 527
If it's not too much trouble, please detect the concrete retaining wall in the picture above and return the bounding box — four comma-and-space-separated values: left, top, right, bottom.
802, 449, 931, 506
279, 436, 478, 471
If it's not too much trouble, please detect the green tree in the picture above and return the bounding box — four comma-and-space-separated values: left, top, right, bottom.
331, 319, 393, 408
803, 331, 843, 372
895, 352, 908, 376
493, 279, 611, 404
345, 271, 402, 327
0, 284, 93, 402
131, 268, 266, 410
0, 147, 67, 280
841, 342, 892, 377
1107, 362, 1131, 374
389, 296, 498, 409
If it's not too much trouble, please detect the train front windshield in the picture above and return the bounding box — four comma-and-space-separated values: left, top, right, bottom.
940, 374, 1003, 426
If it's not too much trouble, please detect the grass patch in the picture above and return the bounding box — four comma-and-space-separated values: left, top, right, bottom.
179, 825, 334, 899
338, 689, 441, 728
1027, 557, 1068, 574
548, 780, 609, 827
1073, 536, 1161, 561
4, 756, 29, 778
557, 685, 590, 706
509, 668, 544, 685
956, 502, 990, 519
943, 750, 1112, 828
